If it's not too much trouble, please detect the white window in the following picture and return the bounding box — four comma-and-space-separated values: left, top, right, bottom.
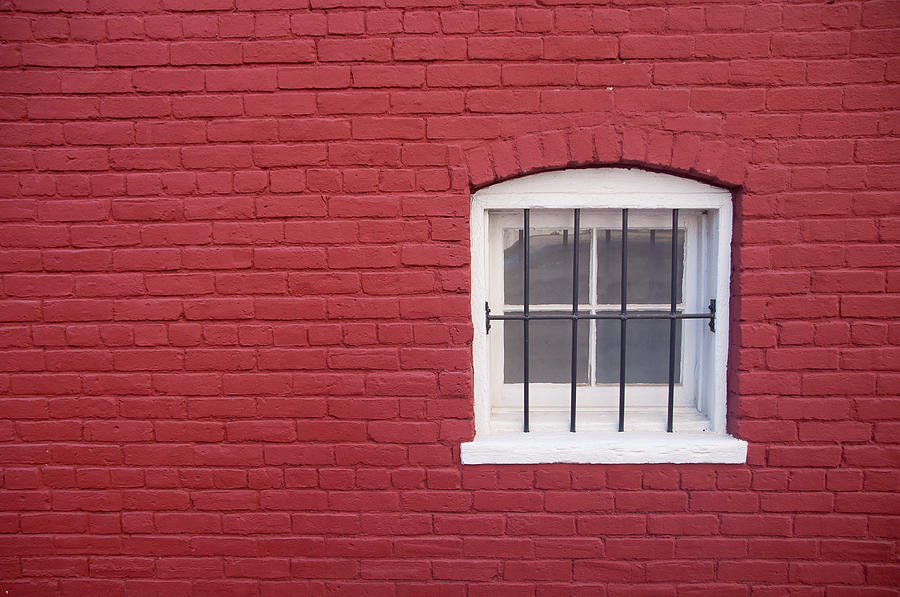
462, 168, 747, 464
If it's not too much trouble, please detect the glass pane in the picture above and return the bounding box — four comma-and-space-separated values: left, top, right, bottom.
504, 314, 589, 384
597, 228, 685, 305
504, 228, 590, 306
595, 318, 682, 383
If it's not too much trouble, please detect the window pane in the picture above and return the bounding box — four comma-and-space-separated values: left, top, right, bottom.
504, 228, 590, 306
597, 228, 685, 305
595, 318, 682, 383
504, 314, 590, 383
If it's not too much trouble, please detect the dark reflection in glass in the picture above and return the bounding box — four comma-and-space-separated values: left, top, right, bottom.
504, 228, 590, 305
597, 229, 684, 304
504, 314, 590, 384
596, 318, 682, 383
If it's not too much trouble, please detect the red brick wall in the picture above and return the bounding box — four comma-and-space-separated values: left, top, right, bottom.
1, 0, 899, 594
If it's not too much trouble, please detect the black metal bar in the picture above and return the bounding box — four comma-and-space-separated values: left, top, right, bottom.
570, 209, 580, 432
488, 311, 712, 322
618, 208, 628, 433
523, 209, 530, 433
667, 209, 678, 433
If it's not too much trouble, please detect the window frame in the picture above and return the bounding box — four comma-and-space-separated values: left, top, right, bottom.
463, 168, 747, 464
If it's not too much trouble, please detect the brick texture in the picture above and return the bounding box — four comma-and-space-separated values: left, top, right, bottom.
0, 0, 899, 594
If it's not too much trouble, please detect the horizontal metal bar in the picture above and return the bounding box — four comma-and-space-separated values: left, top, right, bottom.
487, 311, 714, 321
502, 303, 679, 310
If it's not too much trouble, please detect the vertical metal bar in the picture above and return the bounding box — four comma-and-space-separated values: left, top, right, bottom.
523, 209, 530, 433
570, 209, 580, 432
618, 208, 628, 433
667, 209, 679, 433
588, 228, 597, 388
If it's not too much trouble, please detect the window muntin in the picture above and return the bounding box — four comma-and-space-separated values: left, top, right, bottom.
464, 168, 746, 464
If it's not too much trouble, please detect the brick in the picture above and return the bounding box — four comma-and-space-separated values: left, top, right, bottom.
0, 123, 64, 147
183, 146, 252, 169
769, 446, 842, 467
3, 73, 61, 95
841, 348, 900, 371
760, 493, 834, 513
171, 41, 241, 65
35, 148, 109, 171
99, 97, 171, 120
289, 272, 359, 295
544, 36, 617, 60
796, 515, 867, 537
217, 272, 286, 295
97, 43, 168, 66
504, 560, 571, 581
432, 559, 501, 581
252, 145, 327, 168
254, 297, 326, 320
277, 66, 350, 90
427, 64, 499, 88
395, 38, 466, 61
318, 38, 392, 62
353, 116, 425, 139
718, 561, 788, 583
203, 68, 275, 92
173, 95, 242, 118
467, 90, 540, 114
208, 120, 277, 142
790, 562, 865, 585
182, 247, 252, 270
353, 65, 425, 88
392, 90, 464, 114
842, 296, 900, 319
428, 115, 503, 138
851, 30, 900, 55
64, 123, 135, 146
574, 561, 644, 582
243, 40, 316, 63
22, 557, 88, 577
835, 493, 900, 514
647, 514, 718, 536
621, 35, 694, 59
693, 89, 766, 112
541, 90, 614, 113
729, 60, 806, 85
468, 36, 541, 60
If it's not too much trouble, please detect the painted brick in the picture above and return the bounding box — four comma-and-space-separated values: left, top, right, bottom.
0, 3, 896, 592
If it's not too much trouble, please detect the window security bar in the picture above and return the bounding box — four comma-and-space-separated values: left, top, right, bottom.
485, 208, 717, 434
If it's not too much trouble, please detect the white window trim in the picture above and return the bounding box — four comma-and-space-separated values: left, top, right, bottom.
462, 168, 747, 464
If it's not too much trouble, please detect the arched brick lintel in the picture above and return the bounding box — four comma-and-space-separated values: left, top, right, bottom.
464, 125, 752, 192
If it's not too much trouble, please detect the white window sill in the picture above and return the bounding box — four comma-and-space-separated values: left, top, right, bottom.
460, 432, 748, 465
